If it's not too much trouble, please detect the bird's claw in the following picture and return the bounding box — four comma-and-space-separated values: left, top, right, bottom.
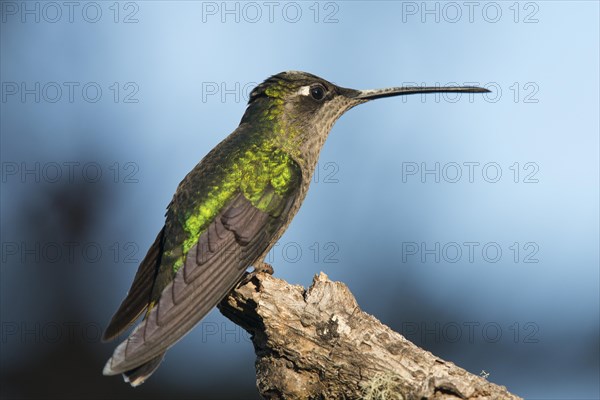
239, 262, 274, 287
255, 262, 274, 275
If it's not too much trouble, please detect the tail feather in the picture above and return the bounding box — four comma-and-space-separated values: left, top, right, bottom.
111, 353, 166, 387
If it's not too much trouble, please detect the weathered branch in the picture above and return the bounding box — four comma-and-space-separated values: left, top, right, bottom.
218, 272, 522, 400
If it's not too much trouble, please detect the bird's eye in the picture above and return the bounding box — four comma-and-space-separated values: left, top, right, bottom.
310, 85, 325, 101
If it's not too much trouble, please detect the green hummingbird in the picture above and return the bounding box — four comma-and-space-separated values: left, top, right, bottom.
102, 71, 489, 385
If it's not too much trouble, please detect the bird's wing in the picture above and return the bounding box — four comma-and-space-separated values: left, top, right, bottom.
102, 227, 165, 341
103, 176, 301, 375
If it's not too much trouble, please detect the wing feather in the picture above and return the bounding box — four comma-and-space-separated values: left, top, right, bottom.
103, 185, 299, 375
102, 228, 165, 341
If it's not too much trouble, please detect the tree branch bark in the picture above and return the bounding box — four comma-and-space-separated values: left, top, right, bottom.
218, 272, 522, 400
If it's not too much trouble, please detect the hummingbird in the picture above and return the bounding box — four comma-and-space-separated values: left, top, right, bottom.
102, 71, 489, 385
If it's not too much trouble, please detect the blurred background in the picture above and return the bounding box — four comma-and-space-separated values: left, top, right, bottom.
1, 1, 598, 399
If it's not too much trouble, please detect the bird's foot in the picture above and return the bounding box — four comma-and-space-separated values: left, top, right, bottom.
254, 262, 274, 275
239, 262, 274, 287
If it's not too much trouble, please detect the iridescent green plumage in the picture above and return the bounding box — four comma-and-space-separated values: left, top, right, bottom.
102, 71, 490, 386
167, 141, 299, 274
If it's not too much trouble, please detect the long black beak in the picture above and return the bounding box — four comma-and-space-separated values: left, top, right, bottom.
351, 85, 490, 100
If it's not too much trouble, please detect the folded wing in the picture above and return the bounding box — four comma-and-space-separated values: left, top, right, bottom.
103, 184, 298, 375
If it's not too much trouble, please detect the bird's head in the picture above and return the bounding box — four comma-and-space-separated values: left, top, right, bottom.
241, 71, 489, 164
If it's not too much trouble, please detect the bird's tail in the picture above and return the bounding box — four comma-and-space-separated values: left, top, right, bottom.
119, 353, 165, 387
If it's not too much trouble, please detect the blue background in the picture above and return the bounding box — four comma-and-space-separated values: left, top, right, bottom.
1, 1, 598, 399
